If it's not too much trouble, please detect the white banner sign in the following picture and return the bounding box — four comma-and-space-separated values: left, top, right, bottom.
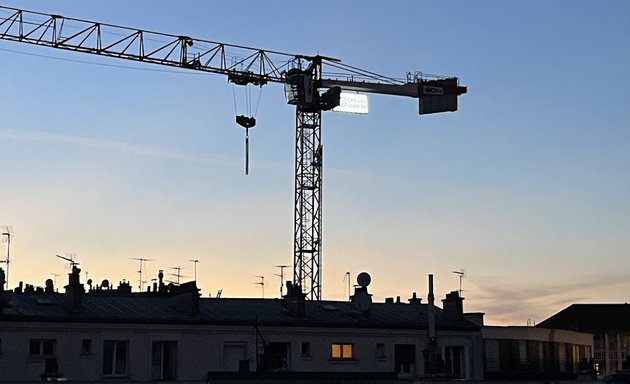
334, 92, 369, 114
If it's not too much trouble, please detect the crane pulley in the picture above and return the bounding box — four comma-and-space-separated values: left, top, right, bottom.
0, 5, 467, 300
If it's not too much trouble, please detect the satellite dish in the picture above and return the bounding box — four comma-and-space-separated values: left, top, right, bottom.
357, 272, 371, 287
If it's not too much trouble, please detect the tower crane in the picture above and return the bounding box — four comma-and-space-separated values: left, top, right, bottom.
0, 6, 467, 300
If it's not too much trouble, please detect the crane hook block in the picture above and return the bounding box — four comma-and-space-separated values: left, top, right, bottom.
236, 115, 256, 129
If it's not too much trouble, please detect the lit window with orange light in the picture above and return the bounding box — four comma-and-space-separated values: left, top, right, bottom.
331, 343, 353, 359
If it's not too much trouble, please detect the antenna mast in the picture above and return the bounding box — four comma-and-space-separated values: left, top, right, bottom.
189, 259, 200, 281
171, 266, 183, 285
56, 254, 80, 276
452, 269, 465, 296
274, 265, 289, 297
343, 272, 351, 300
132, 258, 154, 291
255, 275, 265, 298
0, 226, 13, 290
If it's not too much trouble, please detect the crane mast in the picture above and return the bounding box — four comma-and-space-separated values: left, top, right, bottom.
0, 6, 466, 300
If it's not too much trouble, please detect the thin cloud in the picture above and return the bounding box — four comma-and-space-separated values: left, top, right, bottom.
466, 273, 630, 325
1, 129, 239, 166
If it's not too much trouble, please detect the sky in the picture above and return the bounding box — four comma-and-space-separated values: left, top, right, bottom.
0, 1, 628, 325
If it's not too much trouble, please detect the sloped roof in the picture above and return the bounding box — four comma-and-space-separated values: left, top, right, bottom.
0, 292, 478, 331
536, 304, 630, 332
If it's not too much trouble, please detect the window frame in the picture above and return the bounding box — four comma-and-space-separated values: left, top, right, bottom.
28, 339, 56, 357
331, 342, 354, 360
81, 339, 93, 356
300, 341, 311, 358
376, 343, 386, 359
152, 340, 177, 381
102, 340, 129, 377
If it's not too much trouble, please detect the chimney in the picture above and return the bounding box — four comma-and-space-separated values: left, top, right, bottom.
45, 279, 54, 294
0, 268, 7, 310
158, 270, 166, 293
282, 281, 305, 317
350, 285, 372, 314
441, 290, 464, 320
116, 280, 132, 294
408, 292, 422, 304
464, 312, 485, 326
168, 281, 200, 315
64, 265, 85, 313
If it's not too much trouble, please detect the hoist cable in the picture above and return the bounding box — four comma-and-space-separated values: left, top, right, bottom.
231, 83, 238, 115
254, 86, 263, 116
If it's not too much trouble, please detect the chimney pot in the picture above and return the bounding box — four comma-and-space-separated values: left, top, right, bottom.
282, 282, 306, 317
408, 292, 422, 304
441, 290, 464, 320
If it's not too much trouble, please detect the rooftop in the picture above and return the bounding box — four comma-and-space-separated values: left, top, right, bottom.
0, 290, 478, 331
537, 303, 630, 332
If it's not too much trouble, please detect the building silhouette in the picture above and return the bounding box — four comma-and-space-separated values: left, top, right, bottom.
0, 267, 595, 382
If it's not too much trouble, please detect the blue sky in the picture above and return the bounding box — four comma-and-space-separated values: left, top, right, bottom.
0, 1, 628, 325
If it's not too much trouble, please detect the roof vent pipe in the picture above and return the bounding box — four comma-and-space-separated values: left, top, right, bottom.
428, 274, 436, 339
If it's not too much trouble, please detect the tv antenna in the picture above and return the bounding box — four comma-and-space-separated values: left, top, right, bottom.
452, 269, 465, 296
170, 266, 184, 285
56, 253, 79, 268
189, 259, 200, 281
0, 226, 13, 290
132, 258, 154, 292
255, 275, 264, 298
51, 273, 60, 287
274, 265, 289, 297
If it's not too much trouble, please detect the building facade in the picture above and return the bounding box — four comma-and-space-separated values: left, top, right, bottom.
537, 304, 630, 377
0, 268, 484, 383
483, 326, 594, 380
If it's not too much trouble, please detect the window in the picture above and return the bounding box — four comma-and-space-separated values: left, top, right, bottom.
445, 346, 464, 378
376, 343, 385, 359
222, 342, 247, 372
152, 341, 177, 381
301, 342, 311, 358
331, 343, 353, 360
103, 340, 128, 376
82, 339, 92, 355
29, 339, 56, 356
262, 342, 290, 370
